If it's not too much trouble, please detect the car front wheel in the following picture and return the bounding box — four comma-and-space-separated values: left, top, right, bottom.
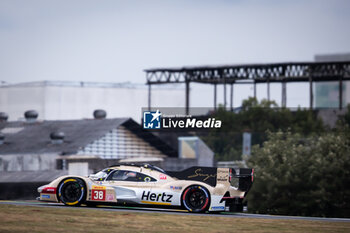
58, 178, 86, 206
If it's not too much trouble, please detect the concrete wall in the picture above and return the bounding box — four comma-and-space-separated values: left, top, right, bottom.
0, 86, 46, 121
0, 82, 185, 122
197, 138, 214, 167
178, 136, 214, 167
0, 153, 57, 171
68, 162, 89, 176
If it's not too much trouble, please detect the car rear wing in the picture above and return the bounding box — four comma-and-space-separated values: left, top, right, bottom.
234, 168, 254, 192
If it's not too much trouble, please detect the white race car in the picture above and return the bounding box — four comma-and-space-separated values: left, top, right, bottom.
38, 164, 253, 213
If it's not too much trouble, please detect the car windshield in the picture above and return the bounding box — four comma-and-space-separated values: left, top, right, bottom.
89, 169, 113, 181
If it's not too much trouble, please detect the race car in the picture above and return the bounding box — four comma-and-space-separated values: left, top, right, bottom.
37, 164, 253, 213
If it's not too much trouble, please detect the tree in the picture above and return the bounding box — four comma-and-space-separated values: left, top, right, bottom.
247, 129, 350, 217
337, 104, 350, 127
203, 97, 324, 161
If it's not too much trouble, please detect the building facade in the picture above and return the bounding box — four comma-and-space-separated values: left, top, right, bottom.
314, 53, 350, 108
0, 81, 185, 122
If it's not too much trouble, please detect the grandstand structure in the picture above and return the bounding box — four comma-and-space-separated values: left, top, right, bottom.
77, 125, 167, 159
145, 62, 350, 114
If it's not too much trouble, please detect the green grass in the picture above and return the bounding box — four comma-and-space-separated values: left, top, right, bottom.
0, 204, 349, 233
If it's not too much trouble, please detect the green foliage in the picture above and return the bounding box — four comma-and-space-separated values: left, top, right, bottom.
203, 97, 325, 161
247, 129, 350, 217
337, 104, 350, 127
203, 98, 350, 217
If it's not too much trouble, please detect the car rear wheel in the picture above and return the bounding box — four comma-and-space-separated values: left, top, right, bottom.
58, 178, 86, 206
182, 185, 210, 213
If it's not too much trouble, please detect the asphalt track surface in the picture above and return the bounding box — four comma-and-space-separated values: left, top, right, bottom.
1, 200, 350, 223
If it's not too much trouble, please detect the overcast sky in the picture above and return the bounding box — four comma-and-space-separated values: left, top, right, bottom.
1, 0, 350, 107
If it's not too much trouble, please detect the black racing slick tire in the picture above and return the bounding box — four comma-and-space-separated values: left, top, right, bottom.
182, 185, 210, 213
58, 178, 86, 206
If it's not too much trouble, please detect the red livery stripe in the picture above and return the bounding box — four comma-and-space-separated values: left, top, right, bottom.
183, 189, 190, 201
42, 187, 57, 194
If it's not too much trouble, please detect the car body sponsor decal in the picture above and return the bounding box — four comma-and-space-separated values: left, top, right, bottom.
217, 168, 229, 182
188, 168, 216, 181
92, 189, 106, 201
91, 185, 107, 201
141, 191, 173, 205
106, 193, 114, 201
159, 174, 167, 180
42, 187, 57, 194
41, 194, 50, 198
144, 177, 151, 182
92, 185, 106, 190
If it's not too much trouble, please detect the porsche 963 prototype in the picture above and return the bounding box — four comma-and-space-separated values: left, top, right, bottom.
38, 164, 253, 213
